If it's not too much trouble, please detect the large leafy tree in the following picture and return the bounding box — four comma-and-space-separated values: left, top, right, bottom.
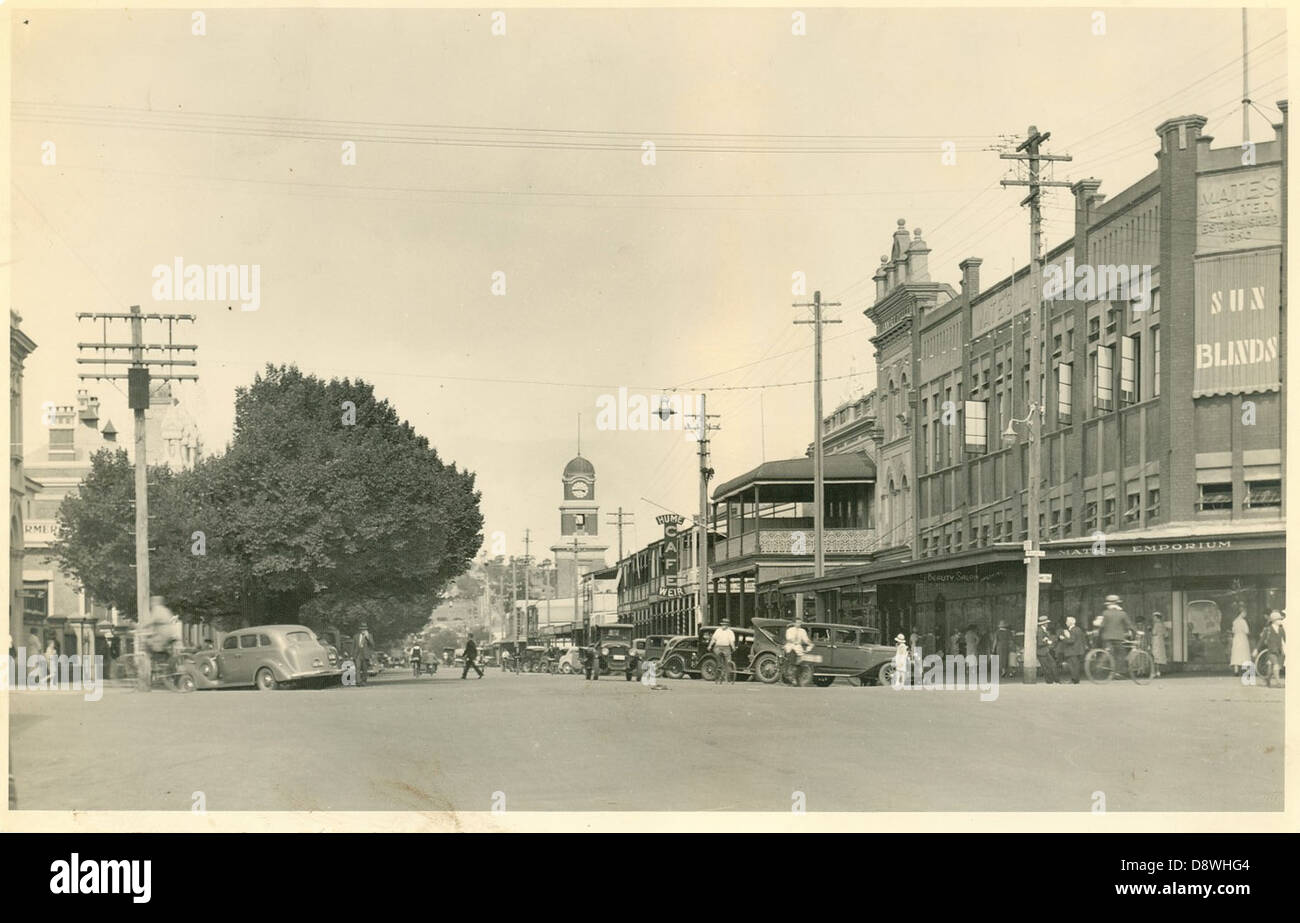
53, 365, 484, 644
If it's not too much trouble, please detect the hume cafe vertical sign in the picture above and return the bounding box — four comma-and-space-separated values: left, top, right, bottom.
1193, 164, 1282, 398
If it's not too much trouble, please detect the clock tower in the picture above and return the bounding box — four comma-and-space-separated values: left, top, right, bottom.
550, 452, 609, 598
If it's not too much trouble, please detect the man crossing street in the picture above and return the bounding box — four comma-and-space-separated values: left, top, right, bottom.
462, 635, 485, 679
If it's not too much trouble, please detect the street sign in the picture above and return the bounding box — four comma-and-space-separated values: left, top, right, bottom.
1038, 573, 1053, 584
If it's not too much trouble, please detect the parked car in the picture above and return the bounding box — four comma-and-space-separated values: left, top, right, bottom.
182, 625, 342, 691
749, 618, 897, 686
631, 634, 676, 665
556, 646, 584, 674
692, 626, 756, 682
658, 634, 700, 679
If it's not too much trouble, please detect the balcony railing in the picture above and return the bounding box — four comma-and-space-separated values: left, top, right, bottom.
714, 526, 876, 562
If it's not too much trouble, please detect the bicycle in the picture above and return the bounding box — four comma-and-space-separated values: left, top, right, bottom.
1084, 638, 1155, 685
1252, 648, 1284, 687
780, 648, 816, 687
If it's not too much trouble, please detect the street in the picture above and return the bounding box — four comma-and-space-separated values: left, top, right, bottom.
8, 670, 1283, 813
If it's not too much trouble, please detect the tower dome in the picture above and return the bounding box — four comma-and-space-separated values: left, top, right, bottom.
563, 455, 596, 479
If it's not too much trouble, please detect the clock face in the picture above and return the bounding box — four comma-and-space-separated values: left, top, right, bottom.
570, 480, 590, 499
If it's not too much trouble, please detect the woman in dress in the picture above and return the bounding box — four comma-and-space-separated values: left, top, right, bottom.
1150, 611, 1169, 678
1229, 604, 1252, 675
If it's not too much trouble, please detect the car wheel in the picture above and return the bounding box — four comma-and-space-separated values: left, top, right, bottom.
662, 655, 685, 680
812, 676, 835, 687
560, 663, 573, 674
177, 673, 197, 693
877, 661, 897, 686
753, 654, 781, 684
197, 655, 218, 680
698, 657, 718, 683
255, 668, 278, 691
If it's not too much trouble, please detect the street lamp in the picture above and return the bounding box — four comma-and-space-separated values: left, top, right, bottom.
1003, 401, 1045, 684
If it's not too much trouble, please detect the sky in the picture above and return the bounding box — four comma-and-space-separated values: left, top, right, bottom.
10, 6, 1289, 565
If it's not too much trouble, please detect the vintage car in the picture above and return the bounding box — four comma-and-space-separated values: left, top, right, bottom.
692, 626, 756, 682
182, 625, 342, 691
657, 634, 700, 679
555, 646, 585, 674
749, 618, 898, 686
630, 634, 676, 666
592, 624, 635, 675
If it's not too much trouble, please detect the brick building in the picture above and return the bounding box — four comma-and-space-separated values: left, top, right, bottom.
780, 107, 1286, 668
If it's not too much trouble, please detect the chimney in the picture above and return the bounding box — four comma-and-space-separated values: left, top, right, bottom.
906, 228, 930, 282
101, 419, 118, 443
892, 218, 911, 283
1071, 178, 1104, 252
77, 389, 100, 428
873, 256, 889, 302
958, 257, 983, 298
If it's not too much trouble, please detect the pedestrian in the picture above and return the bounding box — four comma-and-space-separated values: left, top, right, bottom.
1150, 611, 1169, 678
1098, 595, 1134, 668
1058, 615, 1087, 684
354, 623, 373, 686
708, 618, 737, 684
893, 633, 909, 685
26, 629, 41, 660
1035, 614, 1059, 684
461, 635, 484, 679
950, 629, 963, 657
964, 624, 980, 669
1230, 604, 1252, 676
1253, 610, 1285, 676
584, 645, 602, 680
993, 620, 1013, 678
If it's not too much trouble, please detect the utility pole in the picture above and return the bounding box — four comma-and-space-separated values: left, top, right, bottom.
1000, 125, 1071, 684
794, 290, 842, 617
571, 536, 584, 641
77, 306, 197, 691
605, 507, 634, 563
522, 529, 533, 639
510, 556, 518, 641
1242, 8, 1251, 145
685, 395, 720, 630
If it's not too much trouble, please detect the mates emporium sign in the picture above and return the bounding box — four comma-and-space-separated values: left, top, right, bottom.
1049, 539, 1234, 557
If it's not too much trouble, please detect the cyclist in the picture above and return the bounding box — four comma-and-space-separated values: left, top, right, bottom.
410, 643, 423, 677
1098, 594, 1134, 670
1254, 610, 1286, 678
708, 618, 737, 685
783, 616, 813, 684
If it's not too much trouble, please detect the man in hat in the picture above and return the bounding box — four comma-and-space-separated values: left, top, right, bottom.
708, 618, 738, 685
1098, 595, 1134, 671
1058, 615, 1088, 684
1035, 615, 1059, 683
1254, 610, 1286, 679
461, 633, 484, 679
783, 616, 813, 684
993, 620, 1013, 678
354, 622, 374, 687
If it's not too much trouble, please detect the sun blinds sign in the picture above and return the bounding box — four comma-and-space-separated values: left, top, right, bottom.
1196, 165, 1282, 253
1193, 251, 1281, 397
